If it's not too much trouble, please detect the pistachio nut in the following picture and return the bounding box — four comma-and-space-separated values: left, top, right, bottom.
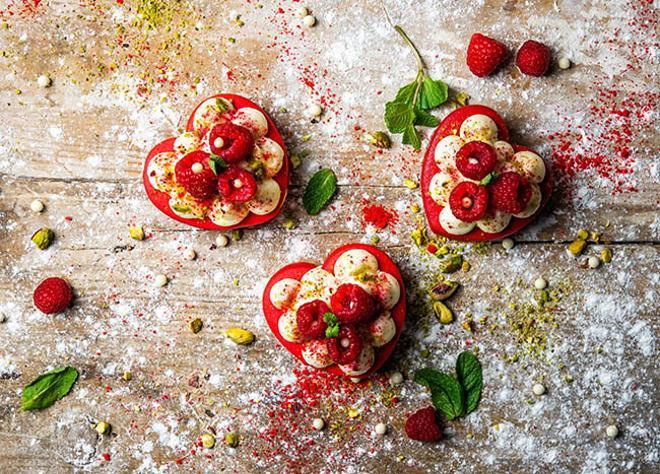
189, 318, 203, 334
226, 328, 255, 345
567, 239, 586, 257
428, 280, 459, 301
225, 432, 239, 447
601, 247, 612, 263
440, 255, 463, 273
433, 301, 454, 324
31, 227, 54, 250
366, 131, 391, 149
201, 433, 216, 449
129, 225, 144, 241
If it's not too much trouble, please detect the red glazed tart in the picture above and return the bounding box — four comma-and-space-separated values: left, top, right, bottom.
262, 244, 406, 378
143, 94, 289, 230
421, 105, 553, 241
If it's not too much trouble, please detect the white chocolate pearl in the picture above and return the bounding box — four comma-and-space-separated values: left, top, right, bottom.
312, 418, 324, 430
374, 423, 387, 436
30, 199, 45, 213
502, 238, 515, 250
37, 74, 52, 88
606, 424, 619, 438
215, 234, 229, 247
154, 274, 168, 287
213, 137, 224, 149
588, 256, 600, 268
389, 372, 403, 385
183, 249, 196, 261
302, 15, 316, 27
306, 104, 322, 117
558, 57, 571, 69
297, 7, 309, 18
532, 383, 546, 396
534, 277, 547, 290
233, 179, 243, 188
191, 162, 204, 174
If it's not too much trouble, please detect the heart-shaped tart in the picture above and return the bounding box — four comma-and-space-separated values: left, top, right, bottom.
421, 105, 553, 241
262, 244, 406, 378
143, 94, 289, 230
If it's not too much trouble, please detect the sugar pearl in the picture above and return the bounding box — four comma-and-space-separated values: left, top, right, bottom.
213, 137, 224, 149
374, 423, 387, 436
502, 238, 515, 250
191, 162, 204, 174
389, 371, 403, 385
30, 199, 45, 213
215, 234, 229, 247
606, 424, 619, 438
558, 57, 571, 70
37, 74, 52, 88
312, 418, 325, 430
306, 104, 322, 118
588, 256, 600, 268
154, 274, 168, 287
302, 14, 316, 27
296, 6, 309, 18
532, 383, 546, 396
183, 249, 196, 261
534, 277, 547, 290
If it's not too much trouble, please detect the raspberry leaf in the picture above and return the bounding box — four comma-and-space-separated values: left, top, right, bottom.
209, 154, 228, 175
418, 77, 448, 110
415, 368, 466, 420
384, 100, 415, 133
303, 168, 337, 215
21, 366, 79, 411
456, 351, 483, 414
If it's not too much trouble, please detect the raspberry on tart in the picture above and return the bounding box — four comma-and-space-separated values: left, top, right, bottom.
209, 123, 254, 163
489, 171, 532, 214
455, 141, 497, 180
448, 182, 489, 222
330, 283, 378, 324
326, 325, 363, 365
174, 150, 217, 200
296, 300, 330, 339
217, 166, 258, 203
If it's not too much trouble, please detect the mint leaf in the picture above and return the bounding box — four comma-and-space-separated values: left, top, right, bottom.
415, 368, 465, 420
419, 77, 449, 110
414, 109, 439, 128
384, 100, 415, 133
394, 81, 417, 106
209, 154, 227, 175
303, 168, 337, 215
479, 172, 498, 186
21, 366, 79, 411
323, 312, 339, 338
456, 351, 483, 414
323, 312, 338, 325
402, 125, 421, 150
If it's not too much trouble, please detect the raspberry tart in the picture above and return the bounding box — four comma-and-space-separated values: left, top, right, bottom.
262, 244, 405, 378
421, 105, 552, 241
143, 94, 289, 230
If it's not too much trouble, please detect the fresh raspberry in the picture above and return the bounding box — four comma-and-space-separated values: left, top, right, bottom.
456, 141, 497, 180
296, 300, 330, 339
330, 283, 377, 324
449, 182, 489, 222
174, 150, 217, 200
209, 123, 254, 163
405, 407, 443, 442
217, 166, 257, 202
466, 33, 508, 77
489, 172, 532, 214
516, 40, 551, 77
33, 277, 73, 314
326, 325, 363, 365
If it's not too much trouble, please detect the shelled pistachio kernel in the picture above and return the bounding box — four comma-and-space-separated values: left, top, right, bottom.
290, 153, 302, 168
367, 131, 391, 149
225, 432, 239, 447
440, 256, 462, 273
403, 179, 418, 189
95, 421, 111, 435
601, 247, 613, 263
532, 383, 546, 395
567, 239, 586, 257
129, 225, 144, 241
189, 318, 203, 334
201, 433, 215, 449
577, 229, 589, 240
534, 277, 548, 290
215, 234, 229, 247
433, 301, 454, 324
122, 371, 132, 381
502, 238, 514, 250
31, 227, 54, 250
226, 327, 255, 345
231, 229, 242, 242
606, 425, 619, 438
370, 235, 380, 244
282, 217, 297, 230
312, 418, 325, 430
588, 256, 600, 268
30, 199, 45, 213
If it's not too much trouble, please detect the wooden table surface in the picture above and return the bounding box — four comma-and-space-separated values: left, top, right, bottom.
0, 0, 658, 472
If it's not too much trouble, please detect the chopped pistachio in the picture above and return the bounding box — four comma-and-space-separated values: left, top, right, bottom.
433, 301, 454, 324
437, 245, 449, 256
347, 407, 359, 418
290, 154, 302, 168
225, 432, 239, 447
456, 91, 470, 106
567, 239, 586, 256
440, 255, 463, 273
201, 433, 216, 449
95, 421, 111, 435
370, 235, 380, 244
577, 229, 589, 240
282, 217, 297, 230
366, 131, 391, 149
461, 261, 471, 272
428, 280, 459, 301
226, 327, 255, 345
122, 371, 132, 381
590, 231, 600, 243
129, 225, 145, 241
189, 318, 203, 334
601, 247, 612, 263
231, 229, 242, 242
301, 134, 312, 142
411, 203, 420, 214
31, 227, 54, 250
403, 179, 418, 189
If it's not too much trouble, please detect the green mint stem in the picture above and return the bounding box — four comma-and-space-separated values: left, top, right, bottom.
394, 25, 425, 72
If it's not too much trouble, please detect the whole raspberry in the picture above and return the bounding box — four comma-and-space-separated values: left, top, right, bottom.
516, 40, 551, 77
456, 141, 497, 180
33, 277, 73, 314
330, 284, 377, 324
466, 33, 508, 77
209, 123, 254, 163
217, 166, 257, 202
405, 407, 443, 442
296, 300, 330, 339
326, 325, 363, 365
489, 172, 532, 214
449, 182, 489, 222
175, 150, 217, 200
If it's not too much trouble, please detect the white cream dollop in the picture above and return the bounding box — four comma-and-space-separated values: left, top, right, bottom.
429, 171, 454, 206
301, 340, 334, 368
253, 137, 284, 177
296, 267, 337, 306
476, 210, 512, 233
368, 311, 396, 347
511, 151, 546, 183
278, 311, 305, 343
339, 344, 375, 376
209, 200, 249, 227
248, 179, 281, 215
193, 97, 234, 132
269, 278, 301, 310
434, 135, 464, 172
333, 249, 379, 279
459, 114, 498, 143
174, 131, 202, 156
232, 107, 268, 138
513, 183, 542, 218
439, 206, 476, 235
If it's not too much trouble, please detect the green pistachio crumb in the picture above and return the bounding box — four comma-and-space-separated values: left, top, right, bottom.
31, 227, 54, 250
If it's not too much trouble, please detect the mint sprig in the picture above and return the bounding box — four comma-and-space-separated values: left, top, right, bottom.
323, 312, 339, 338
209, 154, 228, 175
414, 351, 483, 420
21, 366, 79, 411
383, 25, 448, 150
303, 168, 337, 216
